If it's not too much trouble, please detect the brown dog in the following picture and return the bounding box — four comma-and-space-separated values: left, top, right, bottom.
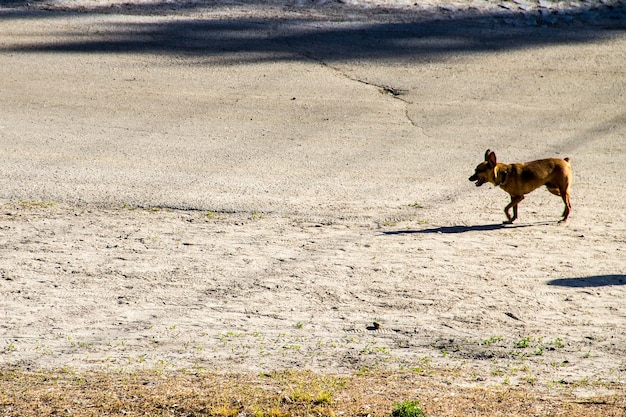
469, 149, 572, 224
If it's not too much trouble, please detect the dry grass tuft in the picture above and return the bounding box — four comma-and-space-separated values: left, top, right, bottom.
0, 368, 624, 416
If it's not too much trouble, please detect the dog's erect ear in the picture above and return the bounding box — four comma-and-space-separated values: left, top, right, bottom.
486, 150, 497, 168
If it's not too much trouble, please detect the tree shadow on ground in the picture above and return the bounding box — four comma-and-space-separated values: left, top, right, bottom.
0, 1, 624, 64
547, 275, 626, 287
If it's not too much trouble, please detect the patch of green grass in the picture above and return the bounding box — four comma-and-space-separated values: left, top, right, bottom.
483, 335, 504, 346
360, 342, 390, 355
512, 336, 567, 356
514, 337, 532, 349
552, 337, 565, 349
392, 400, 427, 417
19, 200, 56, 209
0, 369, 624, 417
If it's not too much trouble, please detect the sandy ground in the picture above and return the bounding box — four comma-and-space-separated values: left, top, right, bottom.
1, 0, 625, 394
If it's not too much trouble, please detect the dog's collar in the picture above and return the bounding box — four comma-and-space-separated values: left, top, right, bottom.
498, 169, 508, 186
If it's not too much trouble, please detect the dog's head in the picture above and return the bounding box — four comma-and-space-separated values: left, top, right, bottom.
469, 149, 497, 187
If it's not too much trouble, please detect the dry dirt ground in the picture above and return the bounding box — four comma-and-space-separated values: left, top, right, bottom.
0, 0, 625, 405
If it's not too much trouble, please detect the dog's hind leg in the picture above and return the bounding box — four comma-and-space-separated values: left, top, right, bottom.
559, 186, 571, 222
545, 183, 562, 196
504, 195, 524, 224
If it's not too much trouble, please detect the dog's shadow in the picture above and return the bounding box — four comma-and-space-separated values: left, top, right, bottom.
547, 275, 626, 288
383, 221, 554, 235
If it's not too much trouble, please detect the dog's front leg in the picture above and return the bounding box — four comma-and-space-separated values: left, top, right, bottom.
504, 195, 524, 224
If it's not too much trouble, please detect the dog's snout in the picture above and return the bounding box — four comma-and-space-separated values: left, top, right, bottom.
468, 174, 477, 181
